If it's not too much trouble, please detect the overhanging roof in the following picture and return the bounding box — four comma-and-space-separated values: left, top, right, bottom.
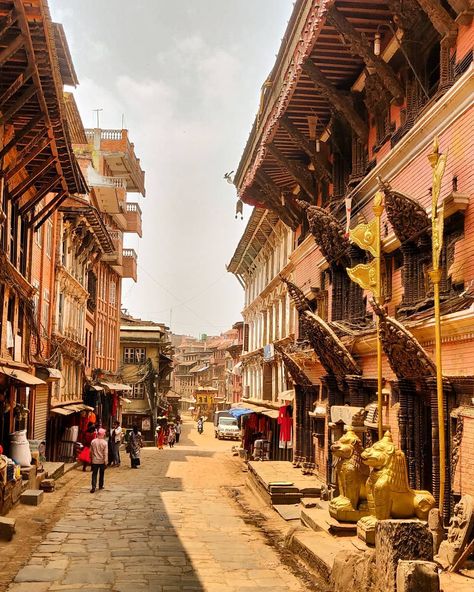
0, 366, 46, 386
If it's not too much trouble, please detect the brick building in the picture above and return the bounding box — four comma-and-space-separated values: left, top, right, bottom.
229, 0, 474, 517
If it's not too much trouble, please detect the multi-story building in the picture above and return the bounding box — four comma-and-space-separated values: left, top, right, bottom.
0, 1, 88, 459
229, 0, 474, 517
120, 314, 173, 441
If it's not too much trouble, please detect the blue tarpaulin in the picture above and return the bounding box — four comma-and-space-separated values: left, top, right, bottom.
228, 408, 254, 418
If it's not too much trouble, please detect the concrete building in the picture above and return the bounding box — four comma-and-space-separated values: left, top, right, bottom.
120, 314, 173, 441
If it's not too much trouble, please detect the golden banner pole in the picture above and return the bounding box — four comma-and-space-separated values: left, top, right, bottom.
428, 137, 447, 515
346, 192, 385, 439
373, 194, 384, 440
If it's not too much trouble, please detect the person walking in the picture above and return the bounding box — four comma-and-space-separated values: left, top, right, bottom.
156, 425, 165, 449
90, 428, 107, 493
168, 425, 176, 448
175, 421, 182, 444
109, 420, 123, 466
128, 425, 143, 468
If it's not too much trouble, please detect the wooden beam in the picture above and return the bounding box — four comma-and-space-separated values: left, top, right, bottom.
279, 116, 332, 183
0, 34, 23, 66
302, 60, 368, 143
0, 67, 33, 109
0, 84, 36, 126
0, 9, 17, 41
266, 143, 315, 198
254, 171, 302, 228
3, 136, 52, 182
20, 175, 61, 215
9, 154, 56, 201
327, 7, 404, 102
0, 112, 43, 160
32, 190, 67, 230
414, 0, 458, 38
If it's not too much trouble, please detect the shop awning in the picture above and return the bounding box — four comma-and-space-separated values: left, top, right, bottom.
36, 367, 62, 381
50, 407, 75, 416
0, 366, 46, 386
100, 382, 133, 392
89, 385, 104, 391
262, 409, 279, 419
120, 397, 132, 404
166, 392, 182, 399
279, 389, 295, 402
228, 408, 255, 418
309, 406, 326, 418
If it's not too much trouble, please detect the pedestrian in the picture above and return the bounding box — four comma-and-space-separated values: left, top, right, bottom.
78, 422, 96, 472
109, 420, 123, 466
128, 425, 143, 468
156, 425, 165, 449
90, 428, 107, 493
168, 425, 176, 448
197, 417, 204, 434
175, 421, 182, 444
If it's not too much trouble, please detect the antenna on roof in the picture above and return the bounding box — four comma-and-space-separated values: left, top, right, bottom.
93, 108, 103, 128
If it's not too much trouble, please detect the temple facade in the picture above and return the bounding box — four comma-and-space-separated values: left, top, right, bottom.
229, 0, 474, 517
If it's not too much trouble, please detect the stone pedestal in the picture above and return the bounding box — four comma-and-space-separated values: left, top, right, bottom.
20, 489, 44, 506
332, 548, 376, 592
428, 508, 445, 554
357, 517, 377, 546
396, 560, 440, 592
0, 517, 15, 541
374, 519, 433, 592
329, 501, 370, 523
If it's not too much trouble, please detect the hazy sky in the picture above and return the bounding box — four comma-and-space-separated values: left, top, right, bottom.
49, 0, 292, 337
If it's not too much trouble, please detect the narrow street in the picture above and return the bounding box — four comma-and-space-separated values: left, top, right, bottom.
4, 420, 309, 592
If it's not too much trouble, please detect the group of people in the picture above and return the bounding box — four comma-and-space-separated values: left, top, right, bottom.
76, 419, 144, 493
155, 419, 182, 449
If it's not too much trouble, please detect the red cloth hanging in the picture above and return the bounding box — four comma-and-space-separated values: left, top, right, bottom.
278, 405, 293, 445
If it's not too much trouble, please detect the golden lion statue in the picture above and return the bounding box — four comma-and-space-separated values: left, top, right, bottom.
359, 431, 435, 531
329, 427, 369, 522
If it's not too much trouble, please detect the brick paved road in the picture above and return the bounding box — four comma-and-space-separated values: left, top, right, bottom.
7, 420, 305, 592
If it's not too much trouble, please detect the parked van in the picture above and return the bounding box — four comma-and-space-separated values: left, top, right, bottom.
214, 411, 240, 441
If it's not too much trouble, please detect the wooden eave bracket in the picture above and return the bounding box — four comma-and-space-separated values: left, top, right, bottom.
302, 60, 368, 144
326, 6, 404, 103
414, 0, 458, 42
266, 143, 314, 198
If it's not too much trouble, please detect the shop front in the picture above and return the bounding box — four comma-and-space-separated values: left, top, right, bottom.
47, 402, 95, 462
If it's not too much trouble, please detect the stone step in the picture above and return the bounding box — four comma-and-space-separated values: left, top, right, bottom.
42, 462, 64, 480
0, 517, 15, 541
301, 506, 357, 536
287, 528, 356, 583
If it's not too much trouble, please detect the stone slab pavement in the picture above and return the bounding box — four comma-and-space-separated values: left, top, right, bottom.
6, 420, 308, 592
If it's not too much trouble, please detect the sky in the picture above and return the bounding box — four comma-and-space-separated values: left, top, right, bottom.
48, 0, 293, 337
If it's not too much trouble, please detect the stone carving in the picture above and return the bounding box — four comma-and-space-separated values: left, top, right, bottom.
329, 428, 370, 522
300, 310, 362, 377
358, 432, 436, 541
378, 178, 430, 245
371, 301, 436, 380
435, 494, 474, 569
296, 200, 350, 264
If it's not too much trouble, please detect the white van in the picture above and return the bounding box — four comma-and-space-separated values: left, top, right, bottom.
214, 412, 240, 441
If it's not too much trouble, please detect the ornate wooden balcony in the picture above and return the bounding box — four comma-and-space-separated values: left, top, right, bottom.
122, 249, 138, 282
124, 202, 143, 237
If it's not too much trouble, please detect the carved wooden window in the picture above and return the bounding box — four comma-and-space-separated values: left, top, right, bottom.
426, 41, 441, 96
332, 152, 348, 199
243, 323, 249, 353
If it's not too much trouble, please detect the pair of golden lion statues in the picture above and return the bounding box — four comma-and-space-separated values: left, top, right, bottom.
329, 428, 435, 528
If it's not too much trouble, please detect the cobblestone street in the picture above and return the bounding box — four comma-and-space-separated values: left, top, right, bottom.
4, 421, 308, 592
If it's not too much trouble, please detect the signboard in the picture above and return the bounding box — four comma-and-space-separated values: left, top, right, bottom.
142, 418, 151, 431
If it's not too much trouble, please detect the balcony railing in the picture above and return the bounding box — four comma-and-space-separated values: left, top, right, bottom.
102, 228, 123, 266
122, 248, 138, 282
85, 128, 145, 196
124, 202, 142, 237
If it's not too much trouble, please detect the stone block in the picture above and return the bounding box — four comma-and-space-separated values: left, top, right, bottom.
39, 479, 55, 492
331, 548, 376, 592
0, 516, 15, 541
20, 489, 44, 506
374, 519, 434, 592
396, 560, 440, 592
